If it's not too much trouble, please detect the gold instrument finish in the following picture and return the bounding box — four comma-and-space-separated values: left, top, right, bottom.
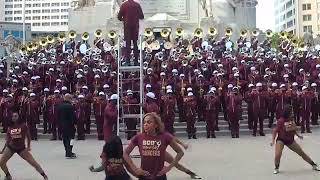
47, 35, 55, 44
240, 29, 248, 37
265, 29, 273, 38
69, 30, 77, 39
176, 27, 184, 37
82, 32, 90, 41
194, 28, 203, 38
161, 28, 170, 38
144, 28, 153, 37
27, 42, 33, 52
95, 29, 103, 38
208, 27, 217, 36
225, 27, 233, 37
252, 29, 260, 37
58, 32, 66, 42
39, 37, 48, 47
108, 30, 117, 39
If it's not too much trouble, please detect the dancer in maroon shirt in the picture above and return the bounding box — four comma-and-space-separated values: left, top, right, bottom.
271, 106, 320, 174
124, 113, 184, 180
0, 112, 48, 180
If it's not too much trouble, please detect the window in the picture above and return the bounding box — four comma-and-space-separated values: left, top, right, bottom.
32, 16, 40, 20
32, 10, 41, 13
303, 14, 312, 21
25, 16, 31, 20
42, 16, 50, 20
33, 3, 41, 7
303, 25, 312, 33
61, 15, 68, 19
14, 4, 22, 8
51, 15, 59, 19
302, 3, 311, 10
42, 22, 50, 26
287, 20, 293, 28
14, 0, 21, 1
5, 11, 13, 15
32, 23, 40, 26
5, 17, 13, 21
286, 10, 292, 18
5, 0, 13, 2
61, 22, 68, 26
42, 3, 50, 7
25, 10, 31, 14
5, 5, 13, 8
61, 2, 70, 6
51, 9, 60, 13
61, 9, 69, 13
14, 10, 22, 14
51, 3, 60, 6
286, 0, 292, 9
42, 9, 50, 13
14, 17, 22, 21
51, 22, 60, 26
25, 4, 31, 8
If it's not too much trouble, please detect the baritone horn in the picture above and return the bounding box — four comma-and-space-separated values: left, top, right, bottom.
194, 28, 203, 38
225, 27, 233, 37
95, 29, 103, 38
69, 30, 77, 39
82, 32, 90, 41
208, 27, 217, 36
107, 30, 117, 39
58, 32, 66, 42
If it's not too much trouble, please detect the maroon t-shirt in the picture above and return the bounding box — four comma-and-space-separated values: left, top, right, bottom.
7, 123, 28, 149
275, 118, 295, 143
118, 0, 144, 28
131, 132, 173, 179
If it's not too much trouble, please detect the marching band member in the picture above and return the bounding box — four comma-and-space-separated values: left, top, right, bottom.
184, 91, 197, 139
291, 82, 300, 126
81, 86, 93, 134
310, 83, 319, 125
48, 90, 63, 140
143, 92, 160, 114
23, 93, 40, 140
298, 86, 314, 133
41, 88, 50, 134
93, 92, 108, 140
160, 88, 176, 135
0, 90, 14, 133
75, 95, 87, 140
226, 87, 243, 138
203, 87, 220, 138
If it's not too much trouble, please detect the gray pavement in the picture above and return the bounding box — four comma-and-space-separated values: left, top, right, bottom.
0, 130, 320, 180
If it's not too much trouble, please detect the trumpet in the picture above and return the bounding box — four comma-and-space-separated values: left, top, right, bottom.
107, 30, 117, 39
144, 28, 153, 37
58, 32, 66, 42
194, 28, 203, 38
95, 29, 103, 38
225, 27, 233, 37
208, 27, 217, 36
82, 32, 90, 41
68, 30, 77, 39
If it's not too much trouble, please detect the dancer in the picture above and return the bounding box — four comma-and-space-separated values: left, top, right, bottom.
0, 111, 48, 180
271, 106, 320, 174
124, 112, 184, 180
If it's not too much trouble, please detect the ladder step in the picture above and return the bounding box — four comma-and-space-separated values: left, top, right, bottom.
119, 66, 141, 71
121, 114, 142, 118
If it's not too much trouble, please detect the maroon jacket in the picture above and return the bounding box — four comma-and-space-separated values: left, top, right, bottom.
118, 0, 144, 28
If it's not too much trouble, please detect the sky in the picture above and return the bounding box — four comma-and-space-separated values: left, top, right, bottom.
256, 0, 275, 31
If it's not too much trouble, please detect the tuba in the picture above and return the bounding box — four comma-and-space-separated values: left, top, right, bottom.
252, 29, 260, 37
225, 27, 233, 37
240, 29, 248, 37
27, 42, 33, 52
68, 30, 77, 39
161, 28, 170, 38
39, 37, 48, 47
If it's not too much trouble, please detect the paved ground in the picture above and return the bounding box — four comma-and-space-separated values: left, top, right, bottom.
0, 130, 320, 180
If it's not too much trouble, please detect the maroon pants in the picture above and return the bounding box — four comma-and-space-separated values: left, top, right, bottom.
247, 104, 253, 129
95, 116, 104, 140
185, 115, 196, 136
51, 119, 61, 139
77, 120, 85, 139
300, 110, 311, 132
228, 112, 239, 137
85, 114, 91, 134
204, 111, 216, 136
26, 117, 38, 140
124, 26, 139, 61
161, 115, 175, 135
252, 110, 265, 135
311, 104, 319, 125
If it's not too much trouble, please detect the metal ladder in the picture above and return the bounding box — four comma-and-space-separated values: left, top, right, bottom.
117, 35, 144, 137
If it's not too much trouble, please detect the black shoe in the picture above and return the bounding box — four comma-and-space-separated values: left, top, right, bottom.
301, 130, 305, 134
268, 124, 272, 128
215, 127, 220, 131
235, 134, 239, 138
211, 134, 216, 138
192, 135, 197, 139
252, 133, 256, 137
306, 130, 312, 133
259, 132, 265, 136
188, 135, 192, 139
206, 134, 210, 138
231, 135, 236, 138
66, 153, 77, 159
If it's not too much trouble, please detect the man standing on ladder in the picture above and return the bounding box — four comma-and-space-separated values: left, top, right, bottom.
118, 0, 144, 66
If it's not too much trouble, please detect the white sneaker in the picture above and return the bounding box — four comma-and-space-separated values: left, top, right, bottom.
273, 169, 279, 174
312, 165, 320, 171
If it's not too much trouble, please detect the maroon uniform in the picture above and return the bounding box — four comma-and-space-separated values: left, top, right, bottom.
160, 94, 176, 134
226, 92, 243, 138
93, 97, 108, 140
23, 97, 40, 140
203, 93, 220, 138
248, 89, 268, 136
298, 92, 314, 133
48, 95, 63, 140
183, 95, 197, 138
1, 96, 14, 133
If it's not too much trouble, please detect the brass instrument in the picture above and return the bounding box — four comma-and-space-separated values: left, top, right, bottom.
240, 29, 248, 37
95, 29, 103, 38
20, 45, 27, 53
82, 32, 90, 41
32, 41, 39, 51
265, 29, 273, 38
58, 32, 66, 42
47, 35, 55, 44
176, 27, 184, 37
107, 30, 117, 39
182, 59, 188, 66
279, 31, 287, 39
68, 30, 77, 39
144, 28, 153, 37
252, 29, 260, 37
194, 28, 203, 38
39, 37, 48, 47
27, 42, 33, 52
208, 27, 217, 36
180, 79, 185, 97
160, 28, 170, 38
161, 61, 168, 69
225, 27, 233, 37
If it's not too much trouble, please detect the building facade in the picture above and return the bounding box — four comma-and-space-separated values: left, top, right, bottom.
2, 0, 71, 33
274, 0, 320, 37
